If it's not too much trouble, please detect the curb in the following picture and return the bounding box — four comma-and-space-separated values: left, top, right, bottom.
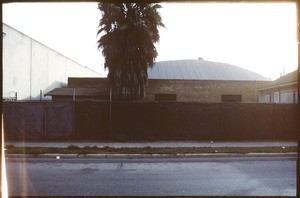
5, 152, 298, 159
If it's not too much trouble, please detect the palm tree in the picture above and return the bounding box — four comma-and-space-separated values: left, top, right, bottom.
97, 3, 164, 101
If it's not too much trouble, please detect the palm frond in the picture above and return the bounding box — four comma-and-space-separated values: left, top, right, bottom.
98, 2, 164, 101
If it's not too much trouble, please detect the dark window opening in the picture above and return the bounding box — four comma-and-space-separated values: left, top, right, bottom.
155, 94, 177, 102
221, 94, 242, 102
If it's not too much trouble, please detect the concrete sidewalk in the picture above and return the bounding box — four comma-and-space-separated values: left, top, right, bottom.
5, 141, 298, 148
5, 141, 298, 159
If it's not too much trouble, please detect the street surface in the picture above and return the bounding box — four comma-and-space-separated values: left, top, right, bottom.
6, 156, 296, 196
5, 141, 298, 148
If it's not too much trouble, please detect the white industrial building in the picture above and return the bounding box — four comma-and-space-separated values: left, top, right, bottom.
2, 23, 101, 101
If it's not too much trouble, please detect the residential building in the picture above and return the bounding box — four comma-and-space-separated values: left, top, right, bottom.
257, 70, 298, 104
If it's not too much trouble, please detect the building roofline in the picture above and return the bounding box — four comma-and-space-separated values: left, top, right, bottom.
256, 82, 298, 91
3, 22, 101, 76
148, 59, 269, 81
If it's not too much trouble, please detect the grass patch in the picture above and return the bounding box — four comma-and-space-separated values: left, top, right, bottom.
4, 146, 297, 155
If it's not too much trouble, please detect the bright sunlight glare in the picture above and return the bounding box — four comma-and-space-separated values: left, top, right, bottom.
1, 116, 8, 198
2, 2, 298, 80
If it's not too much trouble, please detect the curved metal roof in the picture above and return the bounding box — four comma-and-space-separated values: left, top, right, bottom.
148, 59, 269, 81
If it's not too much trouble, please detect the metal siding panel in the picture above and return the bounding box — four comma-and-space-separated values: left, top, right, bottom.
148, 64, 160, 79
161, 62, 168, 79
178, 61, 185, 79
148, 59, 269, 81
179, 61, 191, 80
154, 65, 161, 79
147, 67, 153, 79
168, 61, 177, 79
189, 60, 200, 80
182, 60, 192, 80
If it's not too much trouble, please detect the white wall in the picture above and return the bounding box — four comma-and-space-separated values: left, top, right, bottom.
259, 94, 271, 103
259, 89, 298, 104
280, 89, 298, 104
3, 23, 101, 100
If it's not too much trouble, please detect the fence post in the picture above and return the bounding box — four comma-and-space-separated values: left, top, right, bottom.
72, 101, 75, 139
44, 101, 47, 139
40, 90, 42, 102
109, 88, 112, 140
73, 89, 76, 101
72, 89, 76, 139
218, 102, 222, 141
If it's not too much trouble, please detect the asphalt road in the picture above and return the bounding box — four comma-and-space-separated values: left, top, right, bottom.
6, 155, 297, 196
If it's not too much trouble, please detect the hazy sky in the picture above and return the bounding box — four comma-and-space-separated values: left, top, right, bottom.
2, 2, 298, 80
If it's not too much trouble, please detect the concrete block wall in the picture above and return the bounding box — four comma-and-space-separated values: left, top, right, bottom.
3, 23, 100, 101
63, 78, 270, 103
145, 79, 270, 103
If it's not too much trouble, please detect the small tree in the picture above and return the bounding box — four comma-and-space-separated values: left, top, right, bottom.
97, 3, 164, 101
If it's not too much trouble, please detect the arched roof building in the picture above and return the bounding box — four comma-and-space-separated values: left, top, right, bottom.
148, 59, 269, 81
144, 59, 270, 102
46, 59, 271, 103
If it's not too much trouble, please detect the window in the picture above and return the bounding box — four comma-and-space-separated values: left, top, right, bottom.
155, 94, 177, 102
280, 90, 296, 104
274, 92, 280, 103
221, 94, 242, 102
264, 94, 271, 103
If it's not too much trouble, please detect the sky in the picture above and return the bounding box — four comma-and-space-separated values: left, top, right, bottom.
2, 2, 298, 80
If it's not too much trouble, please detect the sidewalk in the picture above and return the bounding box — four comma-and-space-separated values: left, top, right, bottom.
5, 141, 298, 159
5, 141, 298, 148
